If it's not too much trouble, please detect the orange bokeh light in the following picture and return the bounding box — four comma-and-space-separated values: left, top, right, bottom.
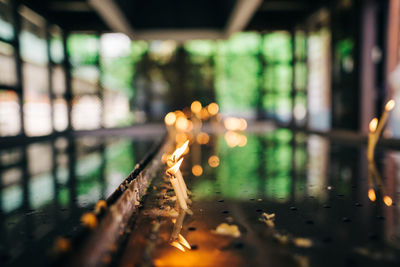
164, 112, 176, 126
368, 189, 376, 202
208, 155, 220, 168
384, 195, 393, 206
192, 165, 203, 176
207, 102, 219, 116
191, 101, 202, 114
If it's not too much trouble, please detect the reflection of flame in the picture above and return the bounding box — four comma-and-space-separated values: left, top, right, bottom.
167, 158, 184, 176
178, 234, 191, 249
369, 118, 378, 133
170, 140, 189, 162
170, 241, 186, 252
207, 102, 219, 115
368, 189, 376, 202
165, 112, 176, 126
385, 99, 395, 111
383, 196, 393, 206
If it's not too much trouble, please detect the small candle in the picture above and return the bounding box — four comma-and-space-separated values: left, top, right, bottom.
374, 100, 395, 139
176, 169, 188, 200
367, 118, 378, 162
167, 158, 187, 210
168, 140, 190, 198
170, 177, 188, 210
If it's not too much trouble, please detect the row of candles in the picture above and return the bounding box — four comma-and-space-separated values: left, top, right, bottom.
367, 99, 395, 206
162, 100, 248, 252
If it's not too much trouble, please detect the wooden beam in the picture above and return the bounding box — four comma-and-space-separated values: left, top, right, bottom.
89, 0, 134, 38
133, 29, 223, 41
225, 0, 262, 37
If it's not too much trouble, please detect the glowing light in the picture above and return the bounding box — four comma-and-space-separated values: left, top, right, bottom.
239, 119, 247, 131
164, 112, 176, 126
384, 196, 393, 206
200, 108, 209, 120
176, 117, 189, 131
80, 212, 98, 228
53, 237, 71, 252
224, 117, 240, 131
167, 158, 184, 176
170, 241, 186, 252
191, 101, 202, 113
368, 189, 376, 202
192, 165, 203, 176
385, 99, 395, 111
175, 133, 188, 145
369, 118, 378, 133
196, 132, 210, 145
207, 102, 219, 115
238, 135, 247, 147
208, 155, 220, 168
224, 131, 241, 147
170, 140, 189, 163
178, 234, 191, 249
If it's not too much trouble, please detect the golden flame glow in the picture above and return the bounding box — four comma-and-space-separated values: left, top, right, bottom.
175, 133, 188, 145
385, 99, 395, 111
207, 102, 219, 116
384, 196, 393, 206
167, 158, 184, 176
369, 118, 378, 133
176, 117, 189, 131
192, 165, 203, 176
200, 108, 209, 120
178, 234, 191, 249
170, 140, 189, 162
164, 112, 176, 126
170, 241, 186, 252
208, 155, 220, 168
196, 132, 210, 145
368, 189, 376, 202
191, 101, 202, 113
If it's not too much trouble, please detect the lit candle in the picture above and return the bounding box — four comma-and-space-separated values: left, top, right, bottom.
374, 100, 395, 139
168, 141, 190, 199
167, 158, 187, 210
367, 118, 378, 162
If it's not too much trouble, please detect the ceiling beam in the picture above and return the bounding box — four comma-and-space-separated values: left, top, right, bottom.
225, 0, 262, 37
134, 29, 223, 42
89, 0, 134, 38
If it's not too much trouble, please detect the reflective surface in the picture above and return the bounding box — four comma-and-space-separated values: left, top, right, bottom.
0, 136, 156, 266
152, 129, 400, 267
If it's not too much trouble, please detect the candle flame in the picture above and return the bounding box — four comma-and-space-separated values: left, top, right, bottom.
369, 118, 378, 133
167, 158, 184, 176
368, 189, 376, 202
178, 234, 191, 249
170, 140, 189, 163
385, 99, 395, 111
170, 241, 186, 252
383, 196, 393, 206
